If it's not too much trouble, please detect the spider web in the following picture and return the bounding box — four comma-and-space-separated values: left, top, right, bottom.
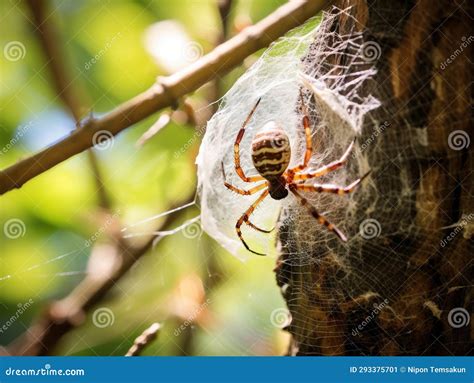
197, 9, 379, 261
198, 3, 472, 356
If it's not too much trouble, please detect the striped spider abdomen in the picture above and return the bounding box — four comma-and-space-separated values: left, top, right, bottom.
251, 121, 291, 200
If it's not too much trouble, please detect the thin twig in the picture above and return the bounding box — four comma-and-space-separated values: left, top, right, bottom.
125, 323, 161, 356
25, 0, 86, 121
212, 0, 234, 107
0, 0, 328, 195
25, 0, 111, 209
6, 196, 194, 355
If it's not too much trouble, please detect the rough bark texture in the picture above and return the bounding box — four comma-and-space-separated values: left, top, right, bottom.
275, 0, 473, 355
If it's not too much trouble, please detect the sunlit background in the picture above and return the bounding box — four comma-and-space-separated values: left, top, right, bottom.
0, 0, 291, 355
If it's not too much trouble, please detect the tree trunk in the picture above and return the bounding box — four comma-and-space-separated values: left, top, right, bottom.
275, 0, 473, 355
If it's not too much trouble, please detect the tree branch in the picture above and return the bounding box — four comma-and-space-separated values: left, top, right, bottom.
25, 0, 87, 122
25, 0, 110, 209
125, 323, 161, 356
0, 0, 328, 195
6, 196, 193, 355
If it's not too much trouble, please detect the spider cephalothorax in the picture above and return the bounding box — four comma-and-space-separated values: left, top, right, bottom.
221, 93, 370, 255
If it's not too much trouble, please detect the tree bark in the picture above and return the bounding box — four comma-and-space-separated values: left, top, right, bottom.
276, 0, 473, 355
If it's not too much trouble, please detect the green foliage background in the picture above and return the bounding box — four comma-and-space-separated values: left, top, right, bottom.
0, 0, 290, 355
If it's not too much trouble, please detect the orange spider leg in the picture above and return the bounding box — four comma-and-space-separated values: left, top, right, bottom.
221, 162, 267, 195
222, 164, 274, 233
246, 220, 275, 234
293, 171, 371, 195
292, 139, 355, 182
236, 189, 270, 255
233, 98, 265, 183
288, 185, 347, 242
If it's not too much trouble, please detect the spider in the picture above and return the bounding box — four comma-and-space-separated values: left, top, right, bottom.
221, 92, 370, 255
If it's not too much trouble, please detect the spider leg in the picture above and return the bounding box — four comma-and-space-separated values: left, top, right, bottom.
288, 185, 347, 242
294, 171, 371, 195
233, 98, 265, 183
236, 189, 270, 255
291, 138, 355, 182
285, 90, 313, 180
224, 181, 267, 196
246, 220, 274, 233
221, 162, 267, 195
